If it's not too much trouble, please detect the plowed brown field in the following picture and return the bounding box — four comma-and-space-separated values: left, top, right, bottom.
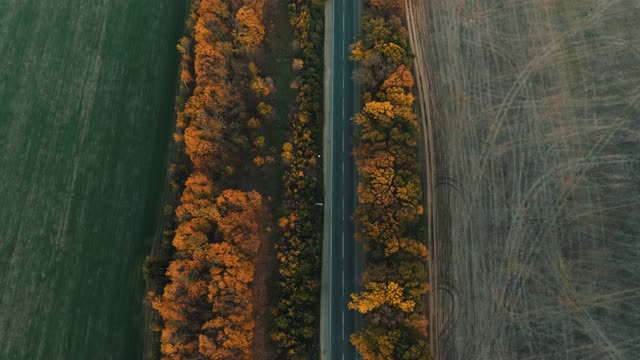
407, 0, 640, 359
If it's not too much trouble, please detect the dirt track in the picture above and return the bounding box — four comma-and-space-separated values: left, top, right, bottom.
252, 205, 276, 360
407, 0, 640, 359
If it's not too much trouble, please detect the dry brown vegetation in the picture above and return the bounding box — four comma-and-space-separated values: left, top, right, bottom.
407, 0, 640, 359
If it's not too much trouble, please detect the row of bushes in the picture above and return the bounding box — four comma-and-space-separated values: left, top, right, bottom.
146, 0, 275, 359
349, 0, 431, 359
271, 0, 325, 359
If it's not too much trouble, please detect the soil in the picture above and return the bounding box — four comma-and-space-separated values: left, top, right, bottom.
252, 204, 277, 360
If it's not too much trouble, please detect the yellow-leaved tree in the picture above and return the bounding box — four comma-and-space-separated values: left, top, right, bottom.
349, 281, 416, 314
235, 6, 265, 52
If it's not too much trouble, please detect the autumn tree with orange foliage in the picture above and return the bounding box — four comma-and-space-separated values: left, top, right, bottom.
148, 0, 274, 359
178, 0, 275, 176
199, 189, 262, 360
152, 177, 264, 360
235, 6, 266, 51
349, 0, 430, 358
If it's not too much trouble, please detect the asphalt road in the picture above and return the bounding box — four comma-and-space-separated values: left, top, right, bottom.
320, 0, 362, 359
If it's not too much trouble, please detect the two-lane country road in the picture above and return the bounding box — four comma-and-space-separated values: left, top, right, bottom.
321, 0, 362, 359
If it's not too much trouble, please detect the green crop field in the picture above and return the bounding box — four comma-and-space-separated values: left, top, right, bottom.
0, 0, 183, 358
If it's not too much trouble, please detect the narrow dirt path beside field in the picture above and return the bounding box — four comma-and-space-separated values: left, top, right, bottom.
252, 204, 276, 360
405, 0, 452, 358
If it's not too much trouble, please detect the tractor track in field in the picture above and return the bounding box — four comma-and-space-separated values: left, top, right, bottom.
406, 0, 640, 359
